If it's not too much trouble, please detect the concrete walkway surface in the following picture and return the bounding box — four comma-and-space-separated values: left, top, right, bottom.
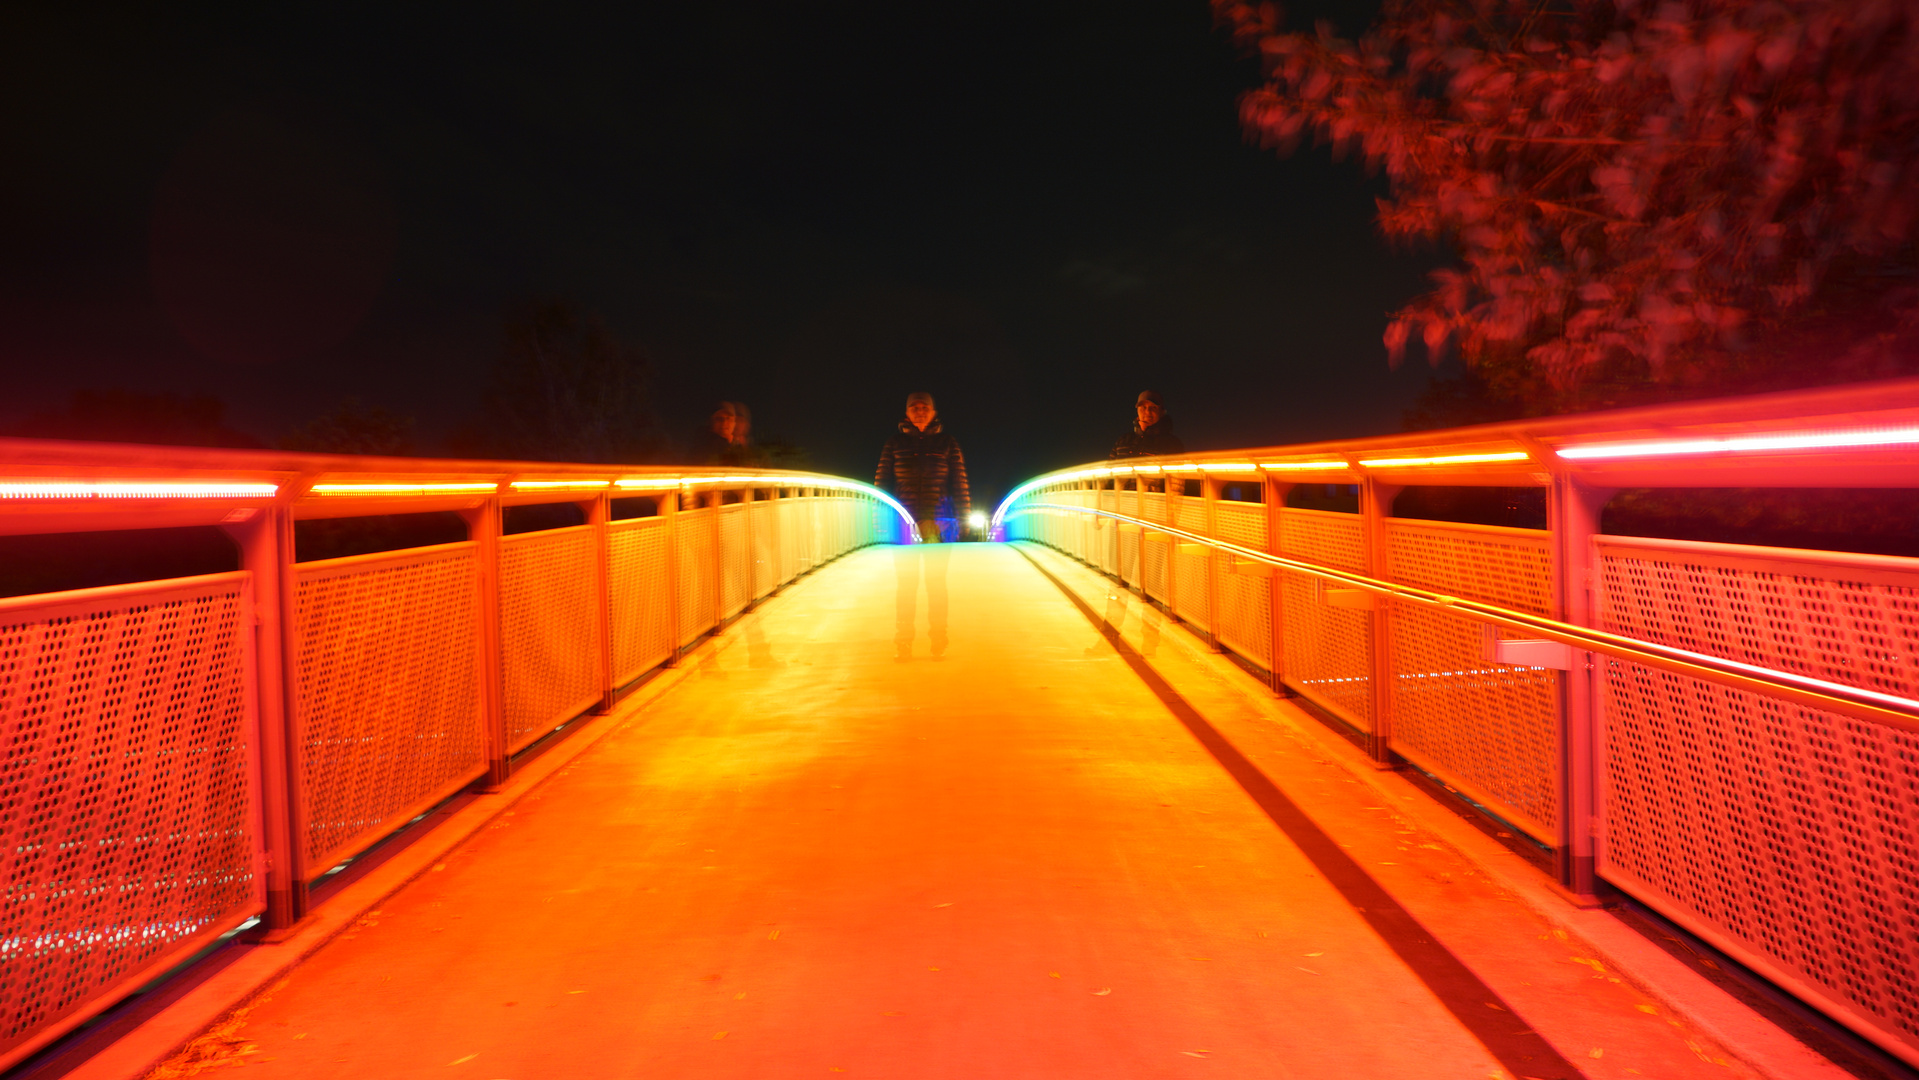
148, 543, 1800, 1079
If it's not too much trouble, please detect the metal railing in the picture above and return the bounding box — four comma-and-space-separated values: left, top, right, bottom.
995, 376, 1919, 1068
0, 441, 911, 1070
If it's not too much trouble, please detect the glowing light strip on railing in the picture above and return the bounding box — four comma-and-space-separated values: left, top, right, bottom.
0, 480, 279, 499
1260, 460, 1349, 471
1557, 425, 1919, 460
310, 482, 497, 495
1356, 450, 1530, 467
510, 479, 610, 490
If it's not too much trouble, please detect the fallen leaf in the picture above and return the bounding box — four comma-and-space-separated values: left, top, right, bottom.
713, 1031, 728, 1040
1485, 1002, 1507, 1011
1182, 1050, 1212, 1057
927, 967, 940, 972
1636, 1004, 1657, 1014
1049, 972, 1061, 978
292, 1033, 307, 1040
432, 864, 447, 872
1378, 861, 1397, 866
933, 902, 953, 908
1093, 988, 1112, 996
1296, 967, 1321, 975
1304, 952, 1324, 957
567, 990, 586, 994
767, 930, 780, 940
448, 1053, 477, 1065
1588, 1049, 1603, 1059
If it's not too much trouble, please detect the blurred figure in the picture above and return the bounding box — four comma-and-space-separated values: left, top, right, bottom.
1109, 390, 1184, 459
704, 401, 759, 466
875, 391, 970, 660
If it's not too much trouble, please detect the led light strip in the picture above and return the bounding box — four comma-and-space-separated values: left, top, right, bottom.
1259, 460, 1349, 471
310, 482, 498, 495
510, 479, 610, 490
0, 481, 279, 500
1357, 450, 1530, 468
1557, 425, 1919, 460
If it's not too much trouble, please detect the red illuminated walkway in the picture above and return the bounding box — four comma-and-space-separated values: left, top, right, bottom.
172, 544, 1774, 1079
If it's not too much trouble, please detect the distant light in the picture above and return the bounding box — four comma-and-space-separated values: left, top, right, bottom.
311, 482, 495, 495
1357, 451, 1529, 468
1260, 460, 1349, 471
1557, 426, 1919, 460
1163, 463, 1201, 473
0, 480, 279, 500
967, 511, 987, 529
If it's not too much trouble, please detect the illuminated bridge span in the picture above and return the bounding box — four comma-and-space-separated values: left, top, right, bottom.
4, 380, 1919, 1079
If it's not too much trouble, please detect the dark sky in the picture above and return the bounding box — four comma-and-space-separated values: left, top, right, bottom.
1, 0, 1446, 506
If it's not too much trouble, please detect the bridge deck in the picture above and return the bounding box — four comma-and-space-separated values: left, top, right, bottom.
188, 544, 1764, 1080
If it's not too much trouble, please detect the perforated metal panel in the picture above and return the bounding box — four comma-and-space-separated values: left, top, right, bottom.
1277, 508, 1373, 729
1387, 520, 1558, 840
499, 525, 602, 754
676, 507, 717, 646
719, 505, 748, 619
1175, 549, 1211, 634
0, 575, 259, 1068
607, 519, 673, 686
1213, 502, 1272, 670
750, 501, 775, 599
1142, 534, 1170, 604
1597, 536, 1919, 1060
296, 544, 486, 876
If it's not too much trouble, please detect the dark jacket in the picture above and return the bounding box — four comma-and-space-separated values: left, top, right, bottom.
702, 432, 761, 468
1109, 418, 1185, 459
875, 419, 970, 522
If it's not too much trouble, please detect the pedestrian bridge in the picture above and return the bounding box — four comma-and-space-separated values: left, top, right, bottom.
4, 379, 1919, 1079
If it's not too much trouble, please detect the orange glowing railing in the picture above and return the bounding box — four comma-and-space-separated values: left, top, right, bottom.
0, 444, 907, 1071
995, 375, 1919, 1068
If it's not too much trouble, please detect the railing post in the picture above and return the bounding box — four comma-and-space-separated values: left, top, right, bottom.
1201, 476, 1223, 652
767, 486, 786, 591
461, 495, 509, 790
1552, 474, 1614, 900
712, 488, 727, 633
587, 491, 615, 713
662, 490, 684, 667
743, 485, 758, 608
222, 501, 306, 929
1360, 477, 1402, 766
1265, 476, 1293, 694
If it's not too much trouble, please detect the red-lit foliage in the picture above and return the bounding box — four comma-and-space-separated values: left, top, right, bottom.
1216, 0, 1919, 394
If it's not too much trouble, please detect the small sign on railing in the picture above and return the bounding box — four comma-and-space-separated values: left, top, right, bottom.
1481, 624, 1575, 670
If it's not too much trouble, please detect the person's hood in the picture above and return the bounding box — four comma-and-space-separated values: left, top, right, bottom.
898, 418, 944, 434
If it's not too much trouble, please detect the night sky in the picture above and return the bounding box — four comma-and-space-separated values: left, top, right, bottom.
1, 1, 1446, 507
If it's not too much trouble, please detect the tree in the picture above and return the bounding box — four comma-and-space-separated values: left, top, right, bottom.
3, 389, 265, 448
1216, 0, 1919, 410
280, 398, 417, 456
459, 301, 663, 463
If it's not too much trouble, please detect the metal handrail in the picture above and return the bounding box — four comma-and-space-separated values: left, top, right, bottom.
1006, 501, 1919, 733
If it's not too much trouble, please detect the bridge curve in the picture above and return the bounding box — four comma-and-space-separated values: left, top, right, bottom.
2, 377, 1917, 1078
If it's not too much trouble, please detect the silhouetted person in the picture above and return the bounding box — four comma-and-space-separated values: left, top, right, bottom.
1109, 390, 1184, 459
703, 401, 759, 467
875, 392, 969, 660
